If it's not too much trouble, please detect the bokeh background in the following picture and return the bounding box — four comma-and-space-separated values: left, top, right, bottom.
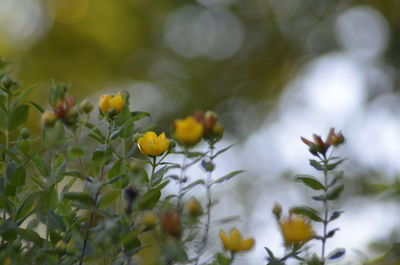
1, 0, 400, 264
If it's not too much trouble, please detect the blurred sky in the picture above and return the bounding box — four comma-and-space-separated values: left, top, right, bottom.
1, 0, 400, 264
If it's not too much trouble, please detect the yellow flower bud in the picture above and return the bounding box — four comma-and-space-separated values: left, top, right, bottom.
138, 131, 170, 157
219, 228, 255, 253
41, 111, 57, 127
186, 197, 202, 217
280, 215, 314, 246
98, 92, 124, 114
142, 212, 158, 229
174, 116, 203, 144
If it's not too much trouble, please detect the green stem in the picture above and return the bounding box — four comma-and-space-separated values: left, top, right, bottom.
79, 122, 113, 265
194, 142, 215, 265
177, 154, 187, 213
321, 157, 329, 265
148, 156, 157, 190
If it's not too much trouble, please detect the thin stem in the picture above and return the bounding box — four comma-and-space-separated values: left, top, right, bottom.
79, 122, 113, 265
321, 157, 329, 265
2, 95, 10, 245
148, 156, 157, 190
177, 154, 187, 213
194, 143, 215, 265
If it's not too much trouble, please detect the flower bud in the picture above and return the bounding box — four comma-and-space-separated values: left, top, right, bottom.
64, 107, 79, 126
128, 160, 142, 172
186, 197, 202, 217
162, 211, 181, 237
1, 76, 13, 90
142, 212, 158, 229
20, 127, 30, 139
212, 122, 224, 138
107, 107, 117, 119
41, 111, 57, 127
273, 203, 282, 220
79, 99, 94, 113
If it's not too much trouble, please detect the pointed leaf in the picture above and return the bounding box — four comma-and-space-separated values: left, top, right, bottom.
295, 175, 324, 190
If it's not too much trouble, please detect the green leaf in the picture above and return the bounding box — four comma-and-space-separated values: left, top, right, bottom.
326, 228, 339, 238
151, 166, 166, 187
216, 253, 230, 265
329, 171, 344, 187
295, 175, 324, 190
131, 111, 150, 122
108, 159, 127, 180
48, 211, 67, 232
212, 143, 237, 159
309, 159, 323, 171
329, 211, 343, 221
18, 228, 44, 246
99, 190, 120, 208
63, 192, 94, 208
42, 121, 66, 147
327, 248, 345, 260
92, 146, 113, 166
182, 179, 205, 192
311, 194, 326, 201
290, 206, 323, 222
326, 159, 346, 170
137, 189, 161, 210
11, 85, 35, 109
9, 104, 29, 131
212, 170, 243, 185
327, 184, 344, 200
29, 100, 44, 113
68, 145, 86, 159
36, 187, 58, 211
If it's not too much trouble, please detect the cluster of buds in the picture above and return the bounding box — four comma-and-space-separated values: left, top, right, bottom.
193, 110, 224, 141
301, 128, 344, 156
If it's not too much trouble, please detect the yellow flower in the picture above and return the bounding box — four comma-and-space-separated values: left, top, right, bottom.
174, 116, 204, 144
98, 92, 124, 114
280, 215, 314, 246
4, 257, 11, 265
219, 228, 255, 252
138, 131, 170, 156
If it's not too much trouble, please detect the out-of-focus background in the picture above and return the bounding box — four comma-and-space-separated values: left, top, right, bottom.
1, 0, 400, 264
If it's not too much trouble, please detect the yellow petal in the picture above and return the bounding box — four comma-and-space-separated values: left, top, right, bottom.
99, 95, 112, 113
108, 92, 124, 113
240, 238, 255, 251
143, 131, 158, 141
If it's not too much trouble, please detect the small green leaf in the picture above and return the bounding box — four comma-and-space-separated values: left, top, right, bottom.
329, 211, 343, 221
9, 104, 29, 131
326, 159, 346, 170
131, 111, 150, 122
290, 206, 323, 222
182, 179, 205, 192
63, 192, 94, 207
212, 170, 243, 185
327, 184, 344, 200
151, 166, 166, 187
18, 228, 44, 246
29, 100, 44, 113
92, 146, 113, 166
99, 190, 120, 208
68, 145, 86, 159
326, 228, 339, 238
137, 189, 161, 210
108, 159, 127, 180
309, 159, 323, 171
11, 85, 35, 109
312, 194, 326, 201
327, 248, 345, 260
295, 175, 324, 190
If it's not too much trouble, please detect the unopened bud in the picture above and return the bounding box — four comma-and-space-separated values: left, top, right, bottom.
124, 186, 139, 204
186, 197, 202, 217
79, 99, 94, 113
212, 122, 224, 138
273, 203, 282, 220
1, 76, 13, 90
64, 108, 79, 126
142, 212, 158, 229
20, 127, 30, 139
128, 161, 142, 172
41, 111, 57, 127
162, 211, 181, 237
